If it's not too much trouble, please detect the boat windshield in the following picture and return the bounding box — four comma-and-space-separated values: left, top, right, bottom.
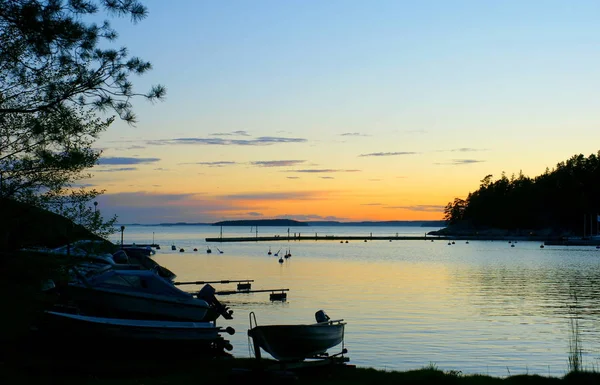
87, 270, 192, 298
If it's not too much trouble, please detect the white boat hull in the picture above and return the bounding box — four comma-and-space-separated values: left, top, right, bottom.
248, 320, 345, 361
61, 284, 210, 322
36, 311, 235, 355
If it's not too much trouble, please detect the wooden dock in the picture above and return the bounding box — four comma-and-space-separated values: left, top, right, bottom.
206, 235, 444, 243
205, 234, 555, 243
215, 288, 290, 296
122, 243, 160, 248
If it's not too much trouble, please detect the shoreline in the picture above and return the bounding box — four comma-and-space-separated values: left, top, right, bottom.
204, 234, 574, 244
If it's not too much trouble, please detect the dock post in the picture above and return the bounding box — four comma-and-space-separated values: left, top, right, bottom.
251, 337, 262, 359
120, 226, 125, 249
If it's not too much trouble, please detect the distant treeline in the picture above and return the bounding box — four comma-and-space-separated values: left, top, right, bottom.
211, 220, 446, 227
444, 151, 600, 236
122, 220, 446, 227
305, 220, 445, 227
213, 219, 307, 227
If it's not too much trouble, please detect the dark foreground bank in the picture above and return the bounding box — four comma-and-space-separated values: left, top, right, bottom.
2, 348, 600, 385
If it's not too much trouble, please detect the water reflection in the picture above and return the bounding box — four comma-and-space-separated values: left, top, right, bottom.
133, 226, 600, 377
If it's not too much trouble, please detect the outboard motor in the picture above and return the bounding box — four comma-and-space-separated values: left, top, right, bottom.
197, 284, 233, 320
315, 309, 330, 323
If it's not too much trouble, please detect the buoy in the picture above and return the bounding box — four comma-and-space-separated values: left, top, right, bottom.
179, 248, 184, 252
193, 248, 197, 252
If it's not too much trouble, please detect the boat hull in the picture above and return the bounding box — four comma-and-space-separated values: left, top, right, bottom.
35, 311, 233, 356
248, 322, 345, 361
58, 284, 210, 322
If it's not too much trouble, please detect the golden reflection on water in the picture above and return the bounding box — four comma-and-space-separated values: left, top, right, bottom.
145, 233, 600, 377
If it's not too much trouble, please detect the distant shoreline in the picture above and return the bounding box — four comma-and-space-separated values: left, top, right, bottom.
118, 220, 447, 227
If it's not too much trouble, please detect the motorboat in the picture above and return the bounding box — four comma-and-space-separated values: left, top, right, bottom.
247, 310, 346, 362
51, 266, 231, 323
24, 239, 176, 281
35, 309, 235, 355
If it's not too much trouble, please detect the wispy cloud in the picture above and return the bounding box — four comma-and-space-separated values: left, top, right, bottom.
278, 213, 348, 221
320, 176, 335, 179
384, 205, 445, 212
290, 169, 360, 173
359, 152, 418, 157
180, 161, 237, 167
94, 191, 352, 224
450, 148, 486, 152
361, 203, 383, 206
251, 160, 305, 167
218, 191, 323, 201
341, 132, 370, 137
147, 136, 307, 146
94, 167, 137, 172
434, 159, 485, 165
98, 157, 160, 165
286, 176, 300, 179
96, 192, 218, 223
210, 130, 251, 136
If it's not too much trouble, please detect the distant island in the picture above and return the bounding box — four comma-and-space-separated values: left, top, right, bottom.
120, 219, 446, 227
122, 219, 446, 227
213, 219, 307, 227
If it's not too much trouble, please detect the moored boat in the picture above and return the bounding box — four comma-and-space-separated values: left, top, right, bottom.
52, 267, 227, 322
247, 310, 347, 362
35, 310, 235, 356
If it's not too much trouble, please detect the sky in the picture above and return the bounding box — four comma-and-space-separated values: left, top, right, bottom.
88, 0, 600, 224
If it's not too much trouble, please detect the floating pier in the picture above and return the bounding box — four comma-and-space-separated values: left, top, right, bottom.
216, 288, 290, 297
206, 234, 560, 243
217, 288, 289, 301
206, 235, 439, 243
122, 243, 160, 248
173, 279, 254, 286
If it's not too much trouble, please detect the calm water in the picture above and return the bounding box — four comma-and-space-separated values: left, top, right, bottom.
112, 225, 600, 377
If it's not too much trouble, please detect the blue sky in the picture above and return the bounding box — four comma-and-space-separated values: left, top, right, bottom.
90, 1, 600, 223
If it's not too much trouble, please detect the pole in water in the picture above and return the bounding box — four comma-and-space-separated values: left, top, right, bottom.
120, 225, 125, 249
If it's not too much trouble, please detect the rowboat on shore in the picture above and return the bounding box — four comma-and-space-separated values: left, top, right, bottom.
247, 310, 347, 362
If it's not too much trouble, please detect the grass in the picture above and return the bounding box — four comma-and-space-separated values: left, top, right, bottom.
567, 291, 583, 373
2, 348, 600, 385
